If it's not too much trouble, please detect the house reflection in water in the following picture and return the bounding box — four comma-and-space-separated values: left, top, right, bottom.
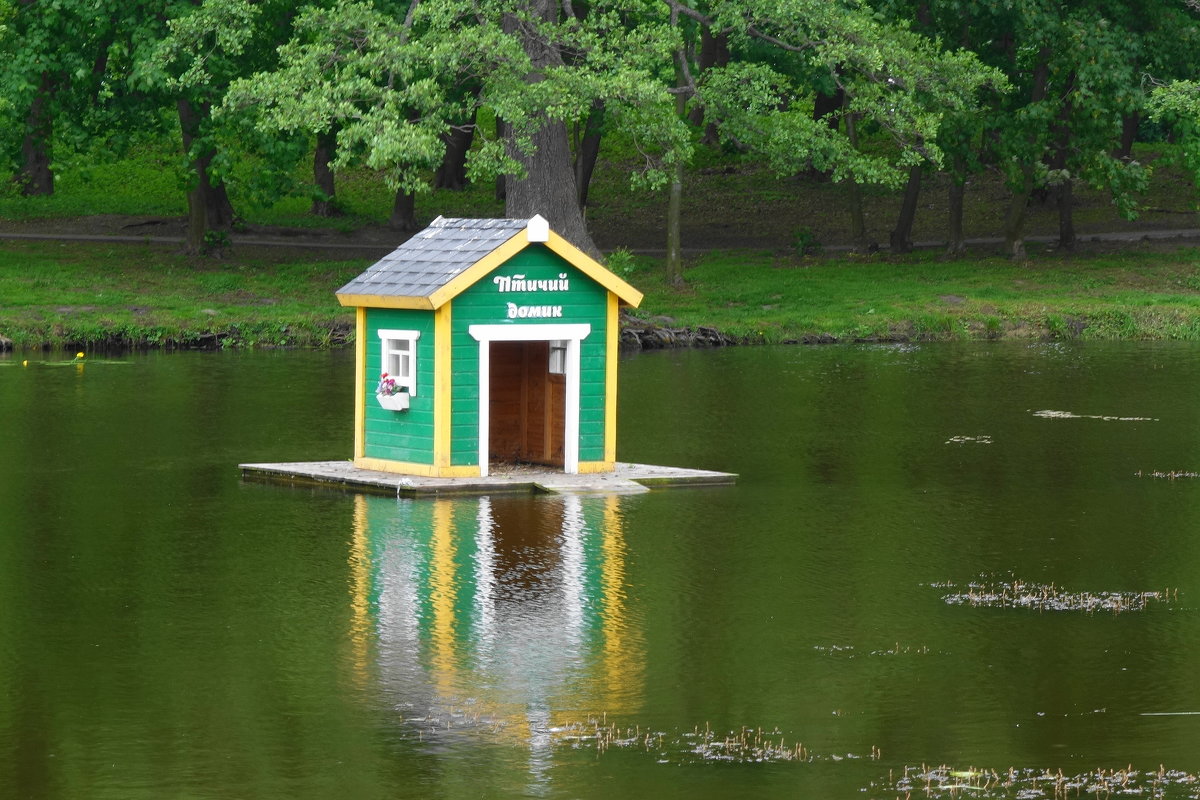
346, 492, 642, 770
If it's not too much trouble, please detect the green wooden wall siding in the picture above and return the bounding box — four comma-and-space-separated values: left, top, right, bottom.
449, 246, 609, 466
364, 308, 436, 464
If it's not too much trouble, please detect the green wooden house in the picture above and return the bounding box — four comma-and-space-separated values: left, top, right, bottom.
336, 215, 644, 478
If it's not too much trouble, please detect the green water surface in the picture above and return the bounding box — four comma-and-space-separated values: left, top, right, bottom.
2, 342, 1199, 799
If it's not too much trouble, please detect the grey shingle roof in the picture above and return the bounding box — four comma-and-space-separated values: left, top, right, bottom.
336, 217, 529, 300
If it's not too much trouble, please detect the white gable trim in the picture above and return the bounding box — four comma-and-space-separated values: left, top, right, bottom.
526, 214, 550, 242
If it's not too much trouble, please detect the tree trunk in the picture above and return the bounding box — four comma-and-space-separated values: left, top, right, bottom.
177, 97, 236, 254
505, 122, 597, 255
915, 1, 933, 28
686, 29, 715, 127
1002, 182, 1032, 261
664, 155, 684, 288
813, 88, 843, 132
503, 0, 598, 257
573, 101, 604, 210
311, 129, 339, 217
1056, 177, 1075, 251
847, 183, 869, 253
389, 187, 419, 231
946, 157, 967, 256
889, 165, 922, 254
495, 118, 508, 202
17, 72, 55, 196
688, 29, 729, 144
435, 113, 477, 190
665, 77, 687, 288
843, 106, 871, 253
663, 4, 690, 286
1050, 78, 1076, 251
1003, 47, 1052, 261
807, 86, 844, 181
1115, 112, 1139, 160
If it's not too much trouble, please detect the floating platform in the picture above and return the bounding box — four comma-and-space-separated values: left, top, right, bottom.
240, 460, 737, 497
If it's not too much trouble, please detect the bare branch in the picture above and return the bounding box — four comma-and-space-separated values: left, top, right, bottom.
661, 0, 821, 53
399, 0, 420, 44
745, 25, 821, 53
668, 5, 697, 97
660, 0, 712, 28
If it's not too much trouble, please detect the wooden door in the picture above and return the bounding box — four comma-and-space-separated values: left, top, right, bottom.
488, 341, 526, 463
488, 341, 564, 468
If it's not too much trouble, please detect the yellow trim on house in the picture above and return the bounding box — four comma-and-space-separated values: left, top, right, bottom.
436, 465, 484, 478
427, 232, 531, 309
577, 460, 616, 474
354, 456, 438, 475
604, 293, 618, 463
353, 456, 482, 478
544, 231, 644, 307
336, 293, 433, 310
433, 303, 453, 468
354, 307, 367, 459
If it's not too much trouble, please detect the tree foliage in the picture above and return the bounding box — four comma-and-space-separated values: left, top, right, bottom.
0, 0, 1194, 264
227, 0, 688, 193
689, 0, 1000, 186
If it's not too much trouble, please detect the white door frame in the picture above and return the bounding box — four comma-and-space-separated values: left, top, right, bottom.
468, 323, 591, 477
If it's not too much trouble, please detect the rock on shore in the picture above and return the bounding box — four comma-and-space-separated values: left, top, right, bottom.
620, 313, 737, 349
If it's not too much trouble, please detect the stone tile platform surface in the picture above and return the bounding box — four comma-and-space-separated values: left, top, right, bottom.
240, 460, 737, 497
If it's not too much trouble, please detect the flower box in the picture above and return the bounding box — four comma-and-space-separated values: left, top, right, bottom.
376, 392, 410, 411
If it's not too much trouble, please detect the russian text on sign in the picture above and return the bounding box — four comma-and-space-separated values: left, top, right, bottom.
506, 303, 564, 319
493, 273, 570, 293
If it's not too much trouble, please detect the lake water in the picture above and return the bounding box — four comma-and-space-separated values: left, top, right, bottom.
3, 342, 1200, 799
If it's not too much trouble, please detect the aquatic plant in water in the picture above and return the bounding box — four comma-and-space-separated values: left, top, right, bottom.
1032, 409, 1157, 421
551, 715, 881, 765
814, 643, 935, 658
1135, 470, 1200, 479
934, 575, 1177, 613
872, 764, 1200, 799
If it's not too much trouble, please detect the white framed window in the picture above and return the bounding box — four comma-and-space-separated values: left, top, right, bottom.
549, 340, 568, 375
378, 329, 421, 396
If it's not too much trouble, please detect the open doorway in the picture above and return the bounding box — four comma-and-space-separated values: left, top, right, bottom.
470, 322, 590, 477
488, 341, 565, 469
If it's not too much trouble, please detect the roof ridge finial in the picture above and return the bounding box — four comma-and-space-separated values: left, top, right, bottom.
527, 214, 549, 243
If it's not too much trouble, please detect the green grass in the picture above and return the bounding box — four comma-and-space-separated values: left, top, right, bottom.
0, 241, 364, 349
0, 142, 186, 219
6, 238, 1200, 350
6, 133, 1200, 349
624, 247, 1200, 343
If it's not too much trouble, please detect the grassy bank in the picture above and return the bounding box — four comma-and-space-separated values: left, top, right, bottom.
629, 246, 1200, 343
5, 238, 1200, 350
0, 240, 364, 349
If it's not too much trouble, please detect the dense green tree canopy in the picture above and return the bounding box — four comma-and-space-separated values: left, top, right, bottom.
682, 0, 999, 184
227, 2, 685, 189
1, 0, 1196, 263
